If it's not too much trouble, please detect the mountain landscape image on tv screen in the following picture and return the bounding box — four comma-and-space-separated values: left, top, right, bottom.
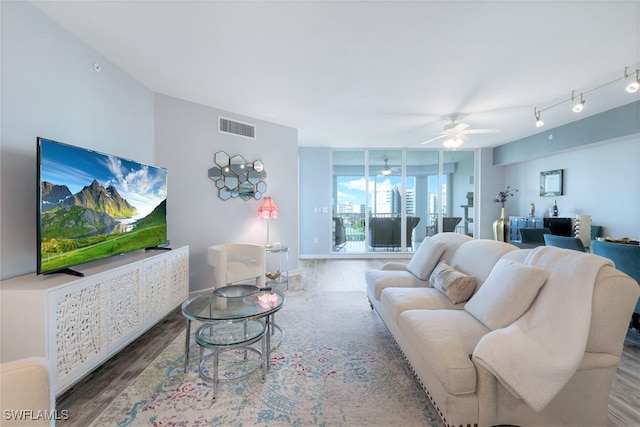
38, 138, 167, 274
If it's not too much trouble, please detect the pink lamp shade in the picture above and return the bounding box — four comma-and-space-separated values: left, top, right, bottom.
258, 197, 278, 247
258, 197, 279, 219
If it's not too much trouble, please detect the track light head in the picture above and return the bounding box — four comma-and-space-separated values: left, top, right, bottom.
626, 70, 640, 93
573, 96, 585, 113
534, 108, 544, 128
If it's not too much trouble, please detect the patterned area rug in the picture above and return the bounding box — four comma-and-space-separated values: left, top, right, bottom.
89, 291, 443, 426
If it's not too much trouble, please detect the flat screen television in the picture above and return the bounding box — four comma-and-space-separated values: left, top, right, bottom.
37, 137, 168, 276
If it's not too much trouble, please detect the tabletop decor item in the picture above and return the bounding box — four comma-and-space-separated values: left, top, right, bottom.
493, 186, 518, 242
265, 270, 281, 280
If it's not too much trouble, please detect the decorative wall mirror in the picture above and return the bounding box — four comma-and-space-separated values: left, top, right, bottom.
540, 169, 563, 197
208, 151, 267, 200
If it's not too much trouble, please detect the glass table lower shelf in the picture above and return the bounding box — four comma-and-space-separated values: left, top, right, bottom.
195, 320, 266, 402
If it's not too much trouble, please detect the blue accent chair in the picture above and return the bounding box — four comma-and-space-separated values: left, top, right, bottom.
543, 234, 586, 252
591, 239, 640, 330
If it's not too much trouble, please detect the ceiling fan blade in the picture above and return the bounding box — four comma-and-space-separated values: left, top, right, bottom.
463, 128, 500, 135
421, 134, 447, 144
452, 122, 470, 131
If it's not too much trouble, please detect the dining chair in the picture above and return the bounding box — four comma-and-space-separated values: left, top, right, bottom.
519, 227, 551, 244
543, 234, 586, 252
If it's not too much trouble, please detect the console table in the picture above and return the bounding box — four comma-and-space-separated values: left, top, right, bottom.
509, 216, 573, 242
0, 246, 189, 395
543, 217, 573, 237
509, 216, 543, 242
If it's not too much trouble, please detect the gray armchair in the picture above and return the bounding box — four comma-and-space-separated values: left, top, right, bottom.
369, 216, 420, 249
427, 217, 462, 235
443, 217, 462, 232
333, 217, 346, 250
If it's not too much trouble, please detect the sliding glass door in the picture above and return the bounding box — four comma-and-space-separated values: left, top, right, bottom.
332, 149, 475, 253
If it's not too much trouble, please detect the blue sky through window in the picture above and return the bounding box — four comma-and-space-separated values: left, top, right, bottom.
336, 176, 416, 209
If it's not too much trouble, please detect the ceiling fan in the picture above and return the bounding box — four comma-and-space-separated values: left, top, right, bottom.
421, 114, 500, 147
377, 159, 400, 176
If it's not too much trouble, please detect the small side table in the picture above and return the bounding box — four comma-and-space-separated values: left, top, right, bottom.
265, 245, 289, 290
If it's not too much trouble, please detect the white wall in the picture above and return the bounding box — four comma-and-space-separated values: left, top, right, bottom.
476, 148, 504, 239
503, 136, 640, 239
299, 147, 332, 255
154, 94, 299, 293
1, 2, 299, 290
1, 1, 155, 279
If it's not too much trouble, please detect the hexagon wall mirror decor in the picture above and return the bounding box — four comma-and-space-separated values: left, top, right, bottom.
208, 151, 267, 200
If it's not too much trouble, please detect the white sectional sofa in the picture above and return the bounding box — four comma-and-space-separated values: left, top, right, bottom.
366, 232, 640, 427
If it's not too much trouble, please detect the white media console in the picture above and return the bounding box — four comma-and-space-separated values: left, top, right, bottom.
0, 246, 189, 395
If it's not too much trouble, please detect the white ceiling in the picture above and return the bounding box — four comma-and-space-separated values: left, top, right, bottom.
31, 0, 640, 149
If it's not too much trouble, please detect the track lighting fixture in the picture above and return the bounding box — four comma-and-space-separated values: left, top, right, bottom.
571, 91, 585, 113
534, 108, 544, 128
533, 65, 639, 127
626, 69, 640, 93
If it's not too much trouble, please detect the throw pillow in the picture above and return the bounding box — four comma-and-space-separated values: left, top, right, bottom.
407, 237, 447, 280
465, 258, 547, 330
429, 262, 476, 304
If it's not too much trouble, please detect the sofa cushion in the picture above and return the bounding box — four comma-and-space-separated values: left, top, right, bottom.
399, 309, 489, 395
365, 269, 426, 301
407, 237, 446, 280
465, 258, 547, 330
500, 249, 532, 263
380, 287, 462, 324
448, 239, 518, 290
430, 232, 474, 264
429, 262, 476, 304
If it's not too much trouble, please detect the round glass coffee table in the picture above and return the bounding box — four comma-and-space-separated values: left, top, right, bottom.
181, 287, 285, 399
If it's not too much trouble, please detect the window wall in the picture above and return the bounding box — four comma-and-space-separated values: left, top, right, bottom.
332, 149, 475, 254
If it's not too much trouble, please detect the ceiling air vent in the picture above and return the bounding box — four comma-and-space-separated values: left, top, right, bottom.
219, 116, 256, 139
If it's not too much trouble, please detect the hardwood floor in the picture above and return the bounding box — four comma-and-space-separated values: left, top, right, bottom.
56, 259, 640, 426
608, 328, 640, 426
56, 309, 186, 426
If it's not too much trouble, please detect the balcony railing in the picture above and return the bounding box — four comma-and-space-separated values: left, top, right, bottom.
336, 212, 367, 243
334, 212, 429, 253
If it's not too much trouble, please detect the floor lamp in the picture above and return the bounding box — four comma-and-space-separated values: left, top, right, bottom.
258, 197, 279, 248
